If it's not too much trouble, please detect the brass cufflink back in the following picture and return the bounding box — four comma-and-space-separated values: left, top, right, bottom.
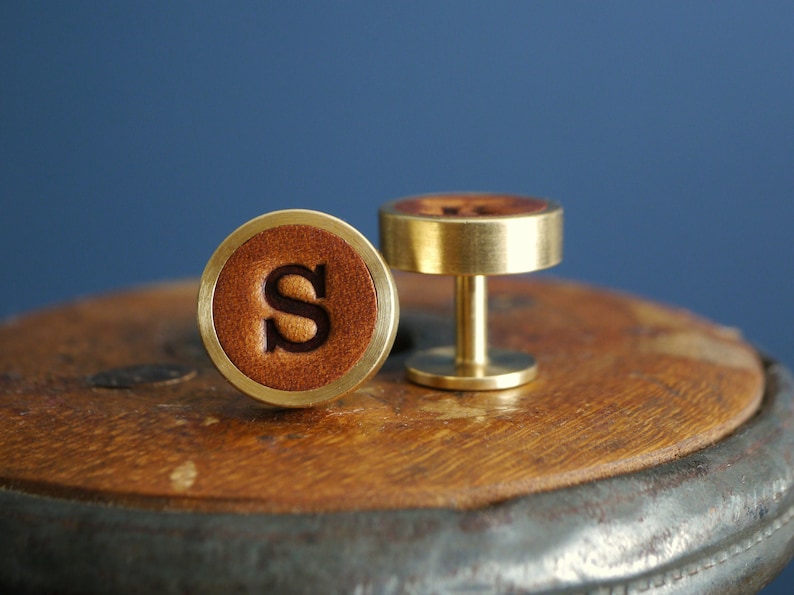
198, 210, 399, 408
379, 193, 563, 391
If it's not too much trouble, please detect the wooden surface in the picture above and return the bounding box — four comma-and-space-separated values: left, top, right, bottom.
0, 275, 764, 513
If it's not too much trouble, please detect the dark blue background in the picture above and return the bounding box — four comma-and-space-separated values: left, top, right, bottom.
1, 3, 792, 590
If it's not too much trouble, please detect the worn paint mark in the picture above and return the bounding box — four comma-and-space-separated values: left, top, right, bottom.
420, 399, 487, 420
170, 460, 197, 492
631, 301, 743, 341
630, 300, 693, 328
640, 332, 758, 371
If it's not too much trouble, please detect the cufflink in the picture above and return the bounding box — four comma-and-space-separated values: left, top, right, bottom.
380, 193, 563, 390
198, 210, 399, 407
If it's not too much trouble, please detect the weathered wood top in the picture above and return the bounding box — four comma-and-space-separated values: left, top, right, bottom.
0, 275, 763, 513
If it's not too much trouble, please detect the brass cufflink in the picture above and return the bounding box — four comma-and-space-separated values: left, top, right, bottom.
197, 210, 399, 408
379, 193, 563, 391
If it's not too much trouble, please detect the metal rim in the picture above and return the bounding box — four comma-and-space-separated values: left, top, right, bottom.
379, 192, 563, 275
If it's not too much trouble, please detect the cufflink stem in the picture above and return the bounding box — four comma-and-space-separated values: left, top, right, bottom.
406, 274, 537, 390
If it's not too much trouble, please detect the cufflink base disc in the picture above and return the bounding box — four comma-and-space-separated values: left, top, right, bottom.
406, 346, 536, 391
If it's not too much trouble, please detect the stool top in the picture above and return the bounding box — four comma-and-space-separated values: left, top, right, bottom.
0, 275, 763, 513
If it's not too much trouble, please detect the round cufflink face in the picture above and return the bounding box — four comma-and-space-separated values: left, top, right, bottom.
198, 210, 398, 408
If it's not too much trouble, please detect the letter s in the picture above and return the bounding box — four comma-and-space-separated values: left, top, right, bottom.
263, 265, 330, 353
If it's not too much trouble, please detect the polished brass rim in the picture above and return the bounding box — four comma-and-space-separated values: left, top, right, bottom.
379, 193, 563, 276
197, 210, 399, 408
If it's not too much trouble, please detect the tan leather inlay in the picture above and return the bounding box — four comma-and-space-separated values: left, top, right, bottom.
212, 225, 377, 391
393, 194, 548, 217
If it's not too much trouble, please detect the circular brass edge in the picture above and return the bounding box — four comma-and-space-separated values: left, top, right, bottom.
197, 209, 399, 408
405, 346, 538, 391
379, 192, 563, 275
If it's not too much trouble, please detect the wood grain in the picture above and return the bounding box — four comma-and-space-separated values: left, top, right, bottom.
0, 276, 764, 513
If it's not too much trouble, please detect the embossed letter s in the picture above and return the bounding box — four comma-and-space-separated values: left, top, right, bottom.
263, 265, 330, 353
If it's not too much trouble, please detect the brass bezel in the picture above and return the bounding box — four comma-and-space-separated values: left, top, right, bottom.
197, 210, 399, 408
379, 193, 563, 276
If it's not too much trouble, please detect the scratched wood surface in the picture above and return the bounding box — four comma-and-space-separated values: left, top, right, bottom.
0, 276, 764, 513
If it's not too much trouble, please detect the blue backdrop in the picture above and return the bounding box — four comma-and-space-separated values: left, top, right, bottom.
1, 3, 792, 591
